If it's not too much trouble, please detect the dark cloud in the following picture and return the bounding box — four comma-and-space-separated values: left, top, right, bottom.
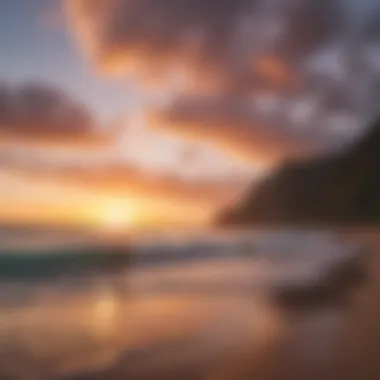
68, 0, 343, 91
68, 0, 380, 163
68, 0, 253, 86
0, 82, 95, 138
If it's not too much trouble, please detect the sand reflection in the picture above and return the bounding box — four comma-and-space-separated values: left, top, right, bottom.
0, 253, 357, 380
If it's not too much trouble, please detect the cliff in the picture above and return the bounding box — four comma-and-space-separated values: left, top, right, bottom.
218, 117, 380, 225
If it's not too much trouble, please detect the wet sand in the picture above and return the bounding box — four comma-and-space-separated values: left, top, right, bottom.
0, 230, 377, 380
327, 231, 380, 380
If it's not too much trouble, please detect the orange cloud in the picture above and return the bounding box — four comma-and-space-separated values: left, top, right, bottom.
66, 0, 368, 166
254, 56, 301, 90
66, 0, 342, 92
146, 96, 326, 165
0, 80, 245, 228
22, 163, 238, 206
0, 165, 239, 228
65, 0, 260, 92
0, 131, 112, 151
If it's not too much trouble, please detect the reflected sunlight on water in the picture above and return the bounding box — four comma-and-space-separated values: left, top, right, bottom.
0, 228, 369, 380
92, 288, 118, 337
0, 266, 285, 380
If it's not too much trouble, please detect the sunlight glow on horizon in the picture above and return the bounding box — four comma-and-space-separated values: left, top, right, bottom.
96, 201, 136, 231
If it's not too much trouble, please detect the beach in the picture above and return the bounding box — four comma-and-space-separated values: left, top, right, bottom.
0, 229, 376, 380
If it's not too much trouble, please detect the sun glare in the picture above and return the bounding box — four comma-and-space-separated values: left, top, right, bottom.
98, 202, 135, 230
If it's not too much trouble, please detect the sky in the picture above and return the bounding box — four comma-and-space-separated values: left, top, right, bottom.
1, 0, 380, 228
0, 0, 129, 122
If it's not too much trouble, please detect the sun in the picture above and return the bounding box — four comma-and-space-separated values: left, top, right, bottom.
98, 202, 135, 230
